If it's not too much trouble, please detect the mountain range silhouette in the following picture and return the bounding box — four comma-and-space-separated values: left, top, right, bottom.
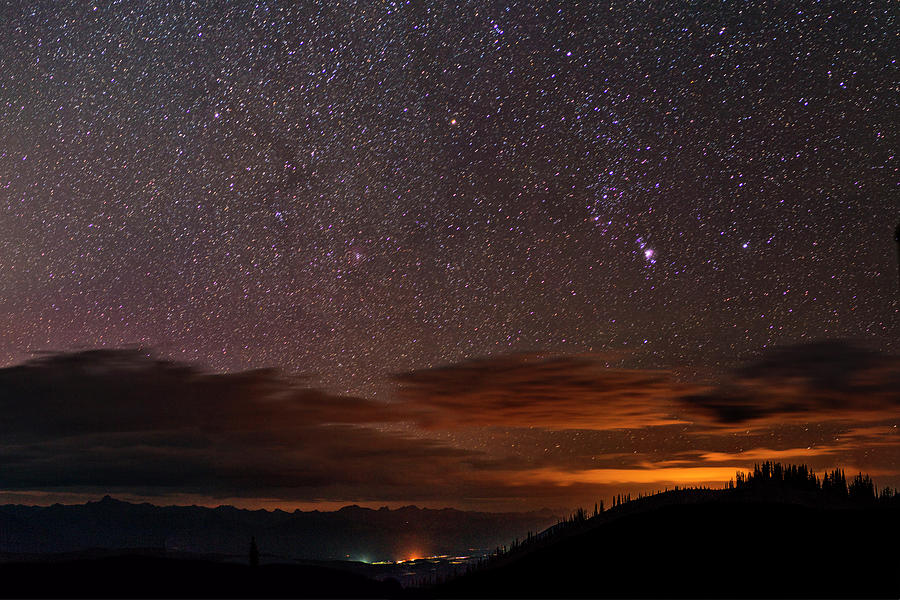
0, 498, 556, 561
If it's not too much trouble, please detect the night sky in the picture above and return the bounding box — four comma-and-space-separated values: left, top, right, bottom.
0, 2, 897, 511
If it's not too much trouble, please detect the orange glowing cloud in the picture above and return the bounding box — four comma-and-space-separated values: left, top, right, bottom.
699, 446, 840, 463
394, 354, 700, 431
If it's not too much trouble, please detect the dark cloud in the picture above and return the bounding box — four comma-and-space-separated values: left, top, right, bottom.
0, 349, 481, 501
393, 354, 698, 430
0, 348, 401, 441
682, 341, 900, 425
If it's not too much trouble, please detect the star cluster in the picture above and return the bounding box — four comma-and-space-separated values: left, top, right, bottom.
0, 1, 896, 398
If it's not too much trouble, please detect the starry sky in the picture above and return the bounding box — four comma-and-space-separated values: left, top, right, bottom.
0, 1, 897, 511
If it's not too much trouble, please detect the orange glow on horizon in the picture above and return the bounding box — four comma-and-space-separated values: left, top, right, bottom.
511, 466, 742, 486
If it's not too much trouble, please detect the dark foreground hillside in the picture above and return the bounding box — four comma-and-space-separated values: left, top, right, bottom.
0, 554, 402, 598
2, 501, 896, 598
427, 501, 900, 598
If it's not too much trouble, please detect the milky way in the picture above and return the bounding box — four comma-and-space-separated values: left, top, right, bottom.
1, 2, 896, 397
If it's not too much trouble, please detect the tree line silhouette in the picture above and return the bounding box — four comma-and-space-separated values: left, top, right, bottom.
731, 461, 896, 501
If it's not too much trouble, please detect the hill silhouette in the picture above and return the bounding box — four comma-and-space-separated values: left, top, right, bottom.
424, 463, 900, 598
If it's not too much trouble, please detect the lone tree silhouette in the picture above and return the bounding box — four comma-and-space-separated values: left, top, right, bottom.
249, 536, 259, 568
